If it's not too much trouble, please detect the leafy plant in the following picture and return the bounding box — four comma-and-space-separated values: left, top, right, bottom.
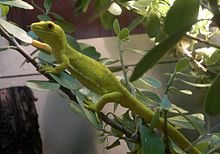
1, 0, 220, 153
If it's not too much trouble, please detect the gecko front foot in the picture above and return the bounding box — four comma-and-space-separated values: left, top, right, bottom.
84, 98, 98, 112
39, 64, 58, 74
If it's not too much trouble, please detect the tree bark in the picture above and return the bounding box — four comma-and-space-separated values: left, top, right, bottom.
0, 86, 42, 154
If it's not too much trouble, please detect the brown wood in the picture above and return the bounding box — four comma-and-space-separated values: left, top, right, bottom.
0, 86, 42, 154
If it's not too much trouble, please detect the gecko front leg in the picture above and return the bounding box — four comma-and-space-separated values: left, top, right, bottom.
40, 54, 70, 74
84, 92, 122, 112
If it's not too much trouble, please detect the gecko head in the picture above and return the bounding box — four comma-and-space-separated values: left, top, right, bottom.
31, 21, 66, 46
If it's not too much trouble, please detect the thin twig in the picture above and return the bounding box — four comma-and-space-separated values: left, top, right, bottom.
186, 34, 220, 49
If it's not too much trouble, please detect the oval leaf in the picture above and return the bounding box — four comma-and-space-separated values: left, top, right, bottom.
146, 12, 160, 38
205, 73, 220, 116
119, 28, 130, 41
0, 19, 32, 43
175, 57, 189, 72
26, 80, 60, 91
49, 72, 79, 90
113, 19, 120, 35
140, 123, 165, 154
164, 0, 200, 35
0, 0, 33, 10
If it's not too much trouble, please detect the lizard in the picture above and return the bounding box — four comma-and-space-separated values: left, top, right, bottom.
31, 21, 201, 154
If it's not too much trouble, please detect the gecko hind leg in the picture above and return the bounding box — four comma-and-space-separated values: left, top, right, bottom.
84, 91, 122, 112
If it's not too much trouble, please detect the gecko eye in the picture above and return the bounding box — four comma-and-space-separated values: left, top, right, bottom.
47, 23, 53, 29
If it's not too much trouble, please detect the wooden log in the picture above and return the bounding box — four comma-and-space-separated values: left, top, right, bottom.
0, 86, 42, 154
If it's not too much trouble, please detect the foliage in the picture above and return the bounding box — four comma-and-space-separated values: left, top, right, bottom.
1, 0, 220, 153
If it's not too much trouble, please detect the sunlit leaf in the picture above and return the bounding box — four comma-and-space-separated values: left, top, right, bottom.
0, 0, 33, 9
0, 19, 32, 43
26, 80, 60, 91
205, 73, 220, 116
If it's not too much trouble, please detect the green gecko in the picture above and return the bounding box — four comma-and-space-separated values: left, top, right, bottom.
31, 21, 201, 154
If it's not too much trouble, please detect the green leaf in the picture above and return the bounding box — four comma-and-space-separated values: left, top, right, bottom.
100, 11, 115, 30
0, 4, 9, 16
149, 109, 160, 132
0, 0, 33, 9
168, 114, 205, 134
139, 122, 165, 154
119, 28, 130, 41
169, 87, 192, 95
160, 95, 172, 111
133, 0, 151, 9
99, 58, 119, 66
79, 43, 101, 60
128, 16, 145, 31
136, 90, 161, 104
38, 51, 56, 63
49, 72, 79, 90
0, 19, 32, 43
146, 12, 160, 38
205, 73, 220, 116
66, 34, 81, 51
130, 26, 189, 82
113, 19, 120, 35
69, 101, 85, 117
164, 0, 200, 35
49, 12, 64, 21
175, 78, 211, 88
140, 76, 162, 88
206, 50, 220, 66
44, 0, 52, 14
26, 80, 60, 91
55, 20, 75, 33
37, 14, 51, 21
175, 57, 189, 72
106, 139, 120, 150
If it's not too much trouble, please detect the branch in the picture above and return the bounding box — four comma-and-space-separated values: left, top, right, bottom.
0, 26, 140, 143
186, 34, 220, 49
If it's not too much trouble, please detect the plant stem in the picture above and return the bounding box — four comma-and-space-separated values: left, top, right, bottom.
186, 34, 220, 49
118, 41, 129, 87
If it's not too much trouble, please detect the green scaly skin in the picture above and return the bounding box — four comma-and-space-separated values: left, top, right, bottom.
31, 21, 201, 154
